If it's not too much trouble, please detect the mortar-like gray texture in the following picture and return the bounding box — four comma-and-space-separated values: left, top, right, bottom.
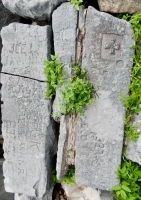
75, 6, 134, 191
2, 0, 66, 21
98, 0, 141, 14
1, 74, 57, 197
52, 2, 78, 120
126, 112, 141, 165
1, 23, 52, 81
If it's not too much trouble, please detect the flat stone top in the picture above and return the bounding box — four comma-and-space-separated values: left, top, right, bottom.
1, 74, 56, 197
2, 0, 66, 21
75, 7, 134, 190
1, 23, 52, 81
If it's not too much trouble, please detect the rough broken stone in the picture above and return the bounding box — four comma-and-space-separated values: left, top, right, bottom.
101, 191, 114, 200
126, 113, 141, 165
1, 74, 57, 197
1, 23, 52, 81
2, 0, 66, 21
56, 114, 77, 180
75, 6, 134, 191
52, 2, 78, 120
98, 0, 141, 14
62, 183, 101, 200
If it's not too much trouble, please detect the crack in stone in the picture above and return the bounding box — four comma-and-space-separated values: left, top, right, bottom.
1, 72, 46, 83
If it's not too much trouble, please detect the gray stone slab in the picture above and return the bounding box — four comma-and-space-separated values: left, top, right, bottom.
1, 23, 52, 81
98, 0, 141, 14
52, 2, 78, 120
126, 113, 141, 165
75, 6, 134, 191
2, 0, 66, 21
1, 74, 57, 197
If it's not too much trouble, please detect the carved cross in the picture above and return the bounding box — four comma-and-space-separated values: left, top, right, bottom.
104, 38, 120, 55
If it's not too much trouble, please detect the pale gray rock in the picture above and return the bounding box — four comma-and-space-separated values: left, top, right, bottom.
2, 0, 66, 21
52, 2, 78, 120
1, 74, 57, 197
101, 191, 114, 200
0, 0, 20, 86
1, 23, 52, 81
98, 0, 141, 14
75, 6, 134, 191
126, 113, 141, 165
56, 114, 77, 180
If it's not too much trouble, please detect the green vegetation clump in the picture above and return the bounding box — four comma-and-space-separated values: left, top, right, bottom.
117, 13, 141, 141
61, 62, 95, 115
111, 159, 141, 200
44, 56, 94, 116
69, 0, 83, 10
43, 54, 65, 98
52, 166, 75, 185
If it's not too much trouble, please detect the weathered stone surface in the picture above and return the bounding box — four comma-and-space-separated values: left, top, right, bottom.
56, 114, 77, 180
52, 2, 78, 120
101, 191, 114, 200
1, 74, 57, 197
98, 0, 141, 14
0, 0, 20, 69
1, 22, 57, 197
75, 7, 134, 190
15, 193, 52, 200
2, 0, 66, 21
1, 23, 52, 81
126, 113, 141, 165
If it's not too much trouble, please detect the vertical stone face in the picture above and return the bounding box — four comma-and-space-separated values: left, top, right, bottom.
1, 23, 52, 81
1, 23, 57, 198
75, 7, 134, 190
52, 2, 78, 73
52, 2, 78, 119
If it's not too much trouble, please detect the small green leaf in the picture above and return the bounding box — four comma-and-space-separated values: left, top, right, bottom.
121, 185, 131, 192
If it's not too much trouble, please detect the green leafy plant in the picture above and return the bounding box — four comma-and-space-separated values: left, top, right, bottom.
43, 54, 65, 98
52, 166, 75, 186
118, 13, 141, 141
69, 0, 83, 10
111, 159, 141, 200
61, 62, 95, 115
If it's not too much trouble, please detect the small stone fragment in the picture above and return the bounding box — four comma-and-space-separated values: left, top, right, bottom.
98, 0, 141, 14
